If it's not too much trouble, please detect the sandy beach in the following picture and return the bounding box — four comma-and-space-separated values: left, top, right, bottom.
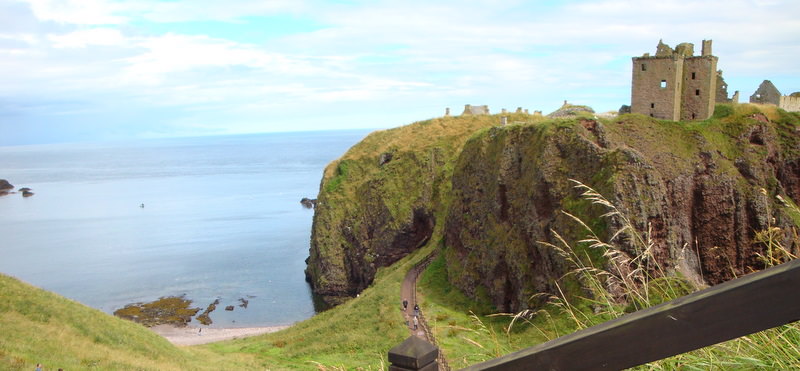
151, 324, 290, 346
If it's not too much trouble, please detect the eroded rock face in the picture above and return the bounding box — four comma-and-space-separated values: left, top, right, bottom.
304, 116, 500, 306
305, 151, 438, 305
443, 115, 800, 312
305, 110, 800, 309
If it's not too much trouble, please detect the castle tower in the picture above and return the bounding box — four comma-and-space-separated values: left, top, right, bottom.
631, 40, 718, 121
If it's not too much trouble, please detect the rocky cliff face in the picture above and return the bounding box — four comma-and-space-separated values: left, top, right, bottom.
305, 115, 505, 305
306, 105, 800, 310
444, 109, 800, 312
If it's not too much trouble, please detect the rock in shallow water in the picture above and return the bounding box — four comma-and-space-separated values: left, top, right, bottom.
113, 296, 200, 327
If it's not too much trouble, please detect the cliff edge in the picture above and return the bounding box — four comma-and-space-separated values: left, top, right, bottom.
307, 104, 800, 310
305, 114, 527, 305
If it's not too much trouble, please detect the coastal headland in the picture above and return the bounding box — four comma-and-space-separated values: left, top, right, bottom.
3, 103, 800, 369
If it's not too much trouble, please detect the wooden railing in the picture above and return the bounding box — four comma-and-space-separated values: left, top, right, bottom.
389, 258, 800, 370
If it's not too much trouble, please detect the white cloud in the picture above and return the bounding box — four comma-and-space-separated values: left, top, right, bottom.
2, 0, 799, 144
48, 28, 124, 48
23, 0, 128, 24
19, 0, 311, 25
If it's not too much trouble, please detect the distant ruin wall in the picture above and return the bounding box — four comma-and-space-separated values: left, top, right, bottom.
780, 96, 800, 112
750, 80, 781, 105
463, 104, 489, 115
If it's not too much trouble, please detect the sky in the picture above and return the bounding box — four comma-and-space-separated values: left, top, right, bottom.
0, 0, 799, 145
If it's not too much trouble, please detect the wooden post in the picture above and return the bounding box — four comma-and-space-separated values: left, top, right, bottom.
388, 336, 439, 371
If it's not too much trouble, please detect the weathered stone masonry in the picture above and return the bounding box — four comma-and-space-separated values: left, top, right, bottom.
750, 80, 782, 105
780, 96, 800, 112
631, 40, 718, 121
749, 80, 800, 112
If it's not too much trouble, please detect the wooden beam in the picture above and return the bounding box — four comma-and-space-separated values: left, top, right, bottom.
462, 259, 800, 370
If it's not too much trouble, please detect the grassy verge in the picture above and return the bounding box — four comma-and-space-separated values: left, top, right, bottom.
203, 242, 439, 370
0, 274, 258, 370
417, 249, 582, 369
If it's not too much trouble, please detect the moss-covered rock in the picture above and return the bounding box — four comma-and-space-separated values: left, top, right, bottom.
113, 296, 201, 327
306, 113, 546, 305
444, 106, 800, 311
307, 104, 800, 312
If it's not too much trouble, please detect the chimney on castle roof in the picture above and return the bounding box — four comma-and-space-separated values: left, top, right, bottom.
701, 40, 712, 56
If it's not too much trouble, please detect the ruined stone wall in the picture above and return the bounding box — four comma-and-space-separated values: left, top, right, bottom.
716, 73, 731, 103
750, 80, 781, 105
780, 96, 800, 112
681, 56, 718, 120
462, 104, 489, 115
631, 56, 683, 120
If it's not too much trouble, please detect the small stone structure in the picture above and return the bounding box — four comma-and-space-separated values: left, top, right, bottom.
750, 80, 782, 105
631, 39, 719, 121
462, 104, 489, 115
444, 107, 450, 116
748, 80, 800, 112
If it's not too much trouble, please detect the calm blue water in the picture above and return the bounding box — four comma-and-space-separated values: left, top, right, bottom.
0, 130, 368, 328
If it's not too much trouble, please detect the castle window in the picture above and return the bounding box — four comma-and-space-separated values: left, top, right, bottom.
642, 63, 647, 71
650, 103, 655, 108
692, 113, 696, 119
660, 80, 667, 88
696, 89, 700, 96
692, 72, 696, 79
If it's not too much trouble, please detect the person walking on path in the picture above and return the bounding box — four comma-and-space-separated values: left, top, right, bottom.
413, 315, 419, 330
413, 303, 420, 317
403, 298, 408, 311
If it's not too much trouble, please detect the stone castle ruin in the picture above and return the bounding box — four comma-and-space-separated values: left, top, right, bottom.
445, 40, 797, 122
462, 104, 490, 115
750, 80, 800, 112
631, 39, 798, 120
750, 80, 781, 105
631, 40, 724, 121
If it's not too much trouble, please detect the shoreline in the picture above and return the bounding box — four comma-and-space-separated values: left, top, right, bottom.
151, 324, 290, 346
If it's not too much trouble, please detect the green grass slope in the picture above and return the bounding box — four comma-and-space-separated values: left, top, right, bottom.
0, 246, 434, 370
4, 105, 799, 370
0, 274, 259, 370
205, 244, 437, 370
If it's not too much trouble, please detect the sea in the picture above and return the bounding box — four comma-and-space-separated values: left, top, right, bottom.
0, 130, 370, 328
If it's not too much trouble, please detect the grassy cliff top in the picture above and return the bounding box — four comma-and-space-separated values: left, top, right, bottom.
322, 113, 545, 180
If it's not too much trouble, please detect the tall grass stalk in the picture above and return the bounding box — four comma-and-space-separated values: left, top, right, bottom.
517, 179, 800, 369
